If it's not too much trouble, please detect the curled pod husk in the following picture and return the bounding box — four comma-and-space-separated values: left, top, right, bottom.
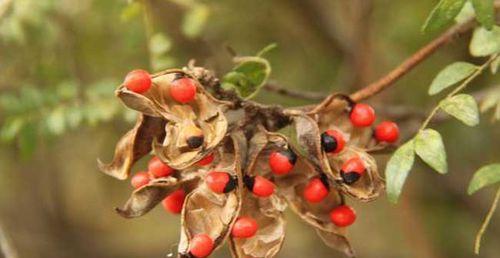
274, 159, 355, 257
229, 191, 287, 258
116, 69, 230, 170
177, 132, 247, 257
293, 113, 383, 202
115, 169, 199, 218
98, 114, 166, 180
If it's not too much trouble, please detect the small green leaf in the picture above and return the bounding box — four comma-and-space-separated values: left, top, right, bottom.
149, 33, 172, 56
120, 1, 142, 23
491, 56, 500, 74
439, 94, 480, 126
415, 129, 447, 174
454, 1, 475, 23
422, 0, 467, 33
222, 56, 271, 99
181, 4, 209, 38
470, 26, 500, 57
470, 0, 494, 30
428, 62, 477, 95
468, 163, 500, 194
386, 140, 416, 204
0, 118, 25, 142
46, 107, 66, 135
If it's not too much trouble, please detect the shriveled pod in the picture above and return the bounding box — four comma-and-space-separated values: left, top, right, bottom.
293, 114, 384, 202
116, 69, 230, 170
115, 169, 200, 218
98, 114, 166, 180
274, 153, 355, 257
178, 132, 247, 257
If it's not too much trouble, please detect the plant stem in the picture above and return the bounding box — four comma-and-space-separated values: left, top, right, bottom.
474, 186, 500, 255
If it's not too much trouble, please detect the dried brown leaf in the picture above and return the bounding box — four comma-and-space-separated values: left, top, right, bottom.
316, 229, 356, 257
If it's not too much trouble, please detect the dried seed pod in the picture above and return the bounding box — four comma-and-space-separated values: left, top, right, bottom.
178, 132, 246, 257
98, 115, 166, 180
115, 70, 230, 170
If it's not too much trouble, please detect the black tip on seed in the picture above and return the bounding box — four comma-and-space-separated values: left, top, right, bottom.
321, 132, 338, 153
340, 171, 361, 185
173, 73, 185, 81
223, 176, 238, 193
279, 149, 297, 165
243, 175, 255, 191
180, 253, 193, 258
319, 173, 330, 189
187, 135, 204, 149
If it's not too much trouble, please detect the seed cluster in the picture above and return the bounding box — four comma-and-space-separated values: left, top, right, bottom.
99, 67, 401, 258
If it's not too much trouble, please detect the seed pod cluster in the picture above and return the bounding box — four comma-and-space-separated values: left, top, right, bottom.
98, 66, 400, 258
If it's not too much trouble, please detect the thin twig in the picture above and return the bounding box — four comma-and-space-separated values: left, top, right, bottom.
263, 82, 325, 101
474, 186, 500, 255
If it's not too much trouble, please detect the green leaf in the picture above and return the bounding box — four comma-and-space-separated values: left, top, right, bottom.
490, 56, 500, 74
422, 0, 467, 33
468, 163, 500, 194
415, 129, 447, 174
470, 26, 500, 57
120, 1, 142, 23
149, 33, 172, 56
439, 94, 480, 126
428, 62, 477, 95
0, 118, 25, 142
470, 0, 494, 30
181, 4, 209, 38
46, 107, 66, 135
222, 56, 271, 99
386, 140, 416, 204
455, 1, 475, 23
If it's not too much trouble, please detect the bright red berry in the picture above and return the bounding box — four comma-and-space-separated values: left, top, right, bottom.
303, 177, 329, 203
170, 77, 197, 103
206, 171, 237, 194
124, 69, 151, 94
231, 216, 258, 238
244, 175, 275, 198
330, 205, 356, 227
189, 234, 214, 258
350, 103, 376, 127
340, 157, 366, 185
162, 189, 186, 214
375, 121, 399, 143
130, 171, 150, 188
269, 149, 297, 175
148, 156, 174, 178
198, 154, 215, 166
321, 129, 345, 154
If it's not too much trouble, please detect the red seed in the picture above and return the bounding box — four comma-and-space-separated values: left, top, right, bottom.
130, 171, 150, 188
206, 171, 231, 194
268, 150, 297, 175
189, 234, 214, 258
375, 121, 399, 143
161, 189, 186, 214
252, 176, 275, 197
303, 178, 329, 203
148, 156, 174, 178
124, 69, 151, 94
321, 129, 346, 154
231, 216, 258, 238
350, 103, 376, 127
170, 77, 197, 103
330, 205, 356, 227
341, 157, 366, 175
198, 154, 215, 166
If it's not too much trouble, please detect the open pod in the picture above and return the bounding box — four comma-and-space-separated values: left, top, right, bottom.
293, 111, 384, 202
116, 69, 230, 170
177, 132, 247, 257
98, 115, 166, 180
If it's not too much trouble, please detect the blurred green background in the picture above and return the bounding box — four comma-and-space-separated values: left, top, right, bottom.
0, 0, 499, 257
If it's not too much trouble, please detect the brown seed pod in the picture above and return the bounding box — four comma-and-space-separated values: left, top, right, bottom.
97, 114, 166, 180
178, 131, 246, 257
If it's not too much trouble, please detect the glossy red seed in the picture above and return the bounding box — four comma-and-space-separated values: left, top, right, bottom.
124, 69, 151, 94
161, 189, 186, 214
130, 171, 150, 188
268, 150, 296, 175
148, 156, 174, 178
206, 171, 230, 194
170, 77, 197, 103
341, 157, 366, 175
303, 178, 329, 203
252, 176, 275, 197
198, 154, 215, 166
375, 121, 399, 143
189, 234, 214, 258
350, 103, 376, 127
330, 205, 356, 227
323, 129, 346, 153
231, 216, 258, 238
